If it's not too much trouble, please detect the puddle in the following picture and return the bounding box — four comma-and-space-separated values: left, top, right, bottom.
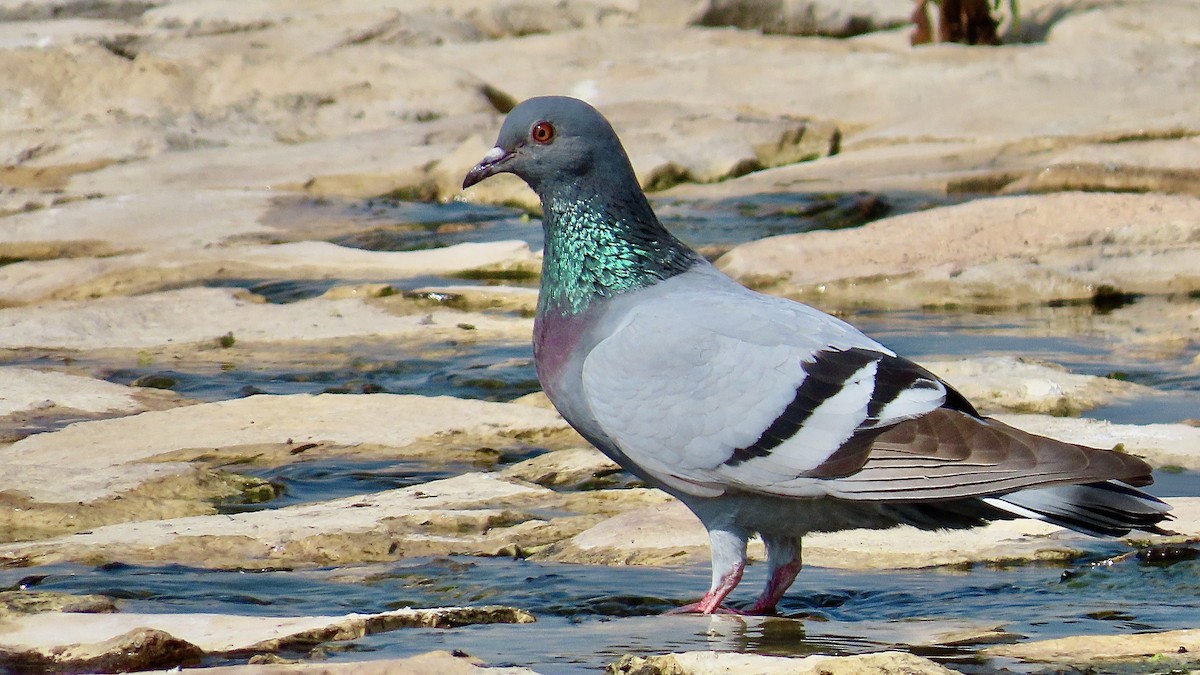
302, 191, 905, 257
215, 458, 473, 514
10, 340, 541, 404
652, 191, 898, 251
3, 552, 1197, 673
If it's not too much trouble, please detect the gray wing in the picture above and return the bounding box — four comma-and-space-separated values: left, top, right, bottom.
580, 271, 952, 498
581, 268, 1153, 501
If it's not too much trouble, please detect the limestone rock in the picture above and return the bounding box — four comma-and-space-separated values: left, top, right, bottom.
0, 367, 146, 416
502, 447, 625, 489
0, 286, 532, 350
0, 607, 535, 673
141, 649, 541, 674
986, 627, 1200, 664
717, 193, 1200, 309
0, 471, 572, 566
923, 356, 1153, 415
0, 393, 568, 503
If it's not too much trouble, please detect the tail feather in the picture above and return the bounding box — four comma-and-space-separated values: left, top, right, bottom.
983, 481, 1173, 537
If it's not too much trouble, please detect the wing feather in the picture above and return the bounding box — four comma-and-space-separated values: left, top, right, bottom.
579, 267, 1154, 503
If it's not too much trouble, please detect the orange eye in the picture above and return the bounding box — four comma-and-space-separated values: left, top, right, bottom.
530, 121, 555, 144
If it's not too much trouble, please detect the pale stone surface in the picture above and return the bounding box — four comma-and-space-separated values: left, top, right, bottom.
0, 368, 144, 416
140, 651, 541, 674
923, 356, 1152, 415
501, 447, 622, 488
0, 190, 277, 252
0, 471, 556, 564
717, 192, 1200, 308
0, 239, 539, 305
0, 393, 568, 502
0, 606, 534, 658
611, 649, 961, 675
986, 627, 1200, 663
0, 286, 531, 350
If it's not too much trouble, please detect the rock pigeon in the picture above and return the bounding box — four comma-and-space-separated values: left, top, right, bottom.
463, 96, 1172, 614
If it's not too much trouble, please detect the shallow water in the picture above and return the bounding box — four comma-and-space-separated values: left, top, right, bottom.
4, 550, 1198, 673
7, 195, 1200, 671
99, 340, 542, 403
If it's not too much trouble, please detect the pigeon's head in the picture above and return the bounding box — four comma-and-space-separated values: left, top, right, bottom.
463, 96, 632, 195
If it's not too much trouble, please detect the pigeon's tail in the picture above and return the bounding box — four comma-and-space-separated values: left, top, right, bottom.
983, 481, 1174, 537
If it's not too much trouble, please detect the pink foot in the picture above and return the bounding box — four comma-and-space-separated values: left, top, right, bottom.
667, 561, 746, 615
667, 602, 749, 615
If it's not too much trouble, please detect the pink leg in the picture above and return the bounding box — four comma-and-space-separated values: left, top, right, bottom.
668, 560, 745, 614
669, 528, 749, 615
748, 537, 802, 614
748, 558, 802, 614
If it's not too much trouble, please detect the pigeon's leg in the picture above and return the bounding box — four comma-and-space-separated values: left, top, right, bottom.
748, 536, 802, 615
669, 528, 748, 614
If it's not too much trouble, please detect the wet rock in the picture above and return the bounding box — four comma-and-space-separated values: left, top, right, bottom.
608, 649, 960, 675
986, 627, 1200, 665
0, 607, 534, 673
717, 193, 1200, 309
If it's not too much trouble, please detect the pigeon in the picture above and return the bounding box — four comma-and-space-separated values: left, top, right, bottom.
463, 96, 1172, 615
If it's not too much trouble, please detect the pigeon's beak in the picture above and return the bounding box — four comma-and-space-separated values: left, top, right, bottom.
462, 146, 513, 190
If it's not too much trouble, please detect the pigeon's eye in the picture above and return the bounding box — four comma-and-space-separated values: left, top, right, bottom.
530, 121, 555, 144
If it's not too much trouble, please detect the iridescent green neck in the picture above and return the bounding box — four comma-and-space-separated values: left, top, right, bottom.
537, 193, 700, 317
